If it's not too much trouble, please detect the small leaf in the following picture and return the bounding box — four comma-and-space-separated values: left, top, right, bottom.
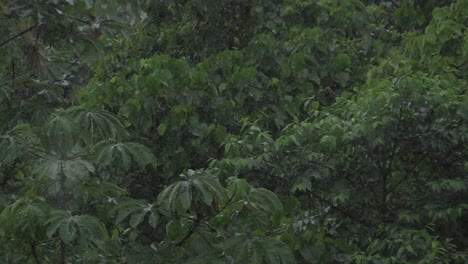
158, 122, 168, 136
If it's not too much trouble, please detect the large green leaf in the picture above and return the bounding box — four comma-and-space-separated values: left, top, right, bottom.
0, 197, 51, 241
157, 170, 227, 216
92, 140, 156, 170
247, 188, 284, 214
34, 158, 95, 181
227, 176, 253, 199
0, 124, 37, 165
158, 179, 191, 215
42, 112, 79, 156
225, 180, 284, 217
46, 210, 109, 247
68, 106, 128, 144
115, 198, 159, 228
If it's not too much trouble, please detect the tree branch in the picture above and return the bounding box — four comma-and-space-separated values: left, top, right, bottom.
0, 24, 38, 48
174, 190, 238, 247
308, 191, 374, 228
196, 229, 215, 249
386, 154, 426, 195
31, 242, 41, 264
382, 107, 403, 213
59, 162, 67, 264
11, 59, 15, 92
59, 239, 66, 264
174, 218, 200, 247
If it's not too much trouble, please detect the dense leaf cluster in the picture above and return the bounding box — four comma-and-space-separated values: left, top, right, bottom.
0, 0, 466, 263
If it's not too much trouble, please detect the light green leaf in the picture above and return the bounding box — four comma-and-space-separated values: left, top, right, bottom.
158, 122, 168, 136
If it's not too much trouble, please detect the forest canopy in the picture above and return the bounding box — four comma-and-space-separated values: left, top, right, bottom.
0, 0, 467, 263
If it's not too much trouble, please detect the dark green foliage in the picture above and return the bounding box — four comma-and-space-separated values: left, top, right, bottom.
1, 0, 467, 263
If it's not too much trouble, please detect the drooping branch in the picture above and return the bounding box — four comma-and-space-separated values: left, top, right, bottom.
0, 24, 38, 48
59, 162, 67, 264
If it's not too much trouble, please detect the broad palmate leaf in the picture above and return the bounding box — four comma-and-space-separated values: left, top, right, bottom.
68, 106, 128, 144
46, 210, 108, 247
92, 140, 156, 170
42, 112, 79, 155
115, 198, 159, 228
0, 124, 37, 165
0, 197, 51, 241
227, 177, 284, 215
157, 170, 227, 216
34, 158, 95, 180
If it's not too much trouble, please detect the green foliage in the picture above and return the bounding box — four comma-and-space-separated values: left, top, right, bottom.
225, 236, 296, 264
353, 224, 467, 263
42, 112, 79, 155
1, 0, 467, 263
0, 197, 51, 241
69, 107, 129, 144
158, 170, 226, 216
115, 198, 158, 228
0, 124, 36, 165
93, 140, 156, 170
46, 210, 108, 247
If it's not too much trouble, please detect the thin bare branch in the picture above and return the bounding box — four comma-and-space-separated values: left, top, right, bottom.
0, 24, 38, 48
